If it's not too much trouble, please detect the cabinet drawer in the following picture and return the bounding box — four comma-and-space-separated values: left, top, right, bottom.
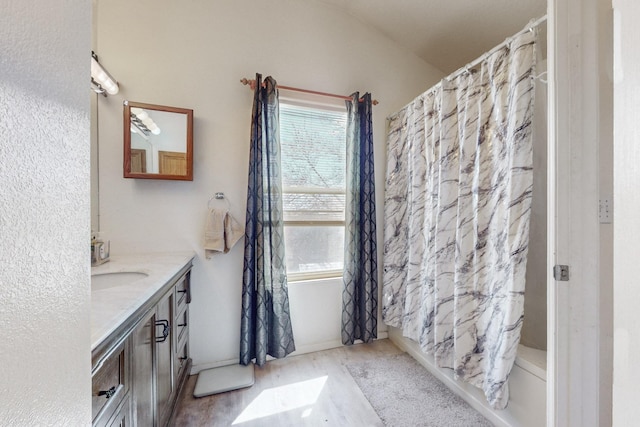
174, 272, 191, 314
175, 306, 189, 344
105, 393, 131, 427
94, 391, 131, 427
174, 336, 190, 381
92, 341, 128, 423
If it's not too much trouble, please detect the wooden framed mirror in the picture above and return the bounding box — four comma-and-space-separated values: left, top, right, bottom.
123, 101, 193, 180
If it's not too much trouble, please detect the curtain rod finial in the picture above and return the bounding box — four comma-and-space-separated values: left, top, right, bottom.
240, 78, 257, 90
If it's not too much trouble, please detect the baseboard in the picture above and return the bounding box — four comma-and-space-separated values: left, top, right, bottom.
290, 340, 344, 356
388, 327, 515, 427
191, 331, 389, 375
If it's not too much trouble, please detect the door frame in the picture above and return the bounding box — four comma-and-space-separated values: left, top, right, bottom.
547, 0, 612, 425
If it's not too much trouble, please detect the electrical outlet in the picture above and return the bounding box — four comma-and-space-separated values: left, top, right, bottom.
599, 198, 612, 224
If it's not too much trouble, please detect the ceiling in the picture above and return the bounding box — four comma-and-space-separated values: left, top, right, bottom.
317, 0, 547, 74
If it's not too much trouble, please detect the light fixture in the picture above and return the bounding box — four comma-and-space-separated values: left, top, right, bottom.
130, 107, 161, 136
130, 124, 149, 141
91, 51, 119, 96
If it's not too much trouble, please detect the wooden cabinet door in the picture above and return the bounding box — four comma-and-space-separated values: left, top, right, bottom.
158, 151, 186, 175
155, 289, 174, 426
132, 310, 155, 426
130, 149, 147, 173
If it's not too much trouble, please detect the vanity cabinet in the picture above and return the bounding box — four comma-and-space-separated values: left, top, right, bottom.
92, 262, 192, 427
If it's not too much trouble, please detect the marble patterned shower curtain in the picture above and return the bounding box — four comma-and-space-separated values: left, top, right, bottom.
382, 31, 537, 409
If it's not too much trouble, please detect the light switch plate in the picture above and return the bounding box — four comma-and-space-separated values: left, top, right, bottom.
599, 198, 612, 223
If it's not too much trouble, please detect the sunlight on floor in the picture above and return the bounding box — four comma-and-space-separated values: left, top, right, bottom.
232, 376, 328, 424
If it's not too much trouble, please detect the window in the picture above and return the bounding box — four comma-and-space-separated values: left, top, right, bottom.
279, 99, 347, 281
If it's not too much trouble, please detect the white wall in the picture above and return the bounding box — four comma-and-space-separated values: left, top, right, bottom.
522, 55, 548, 351
95, 0, 443, 369
612, 0, 640, 424
0, 0, 91, 424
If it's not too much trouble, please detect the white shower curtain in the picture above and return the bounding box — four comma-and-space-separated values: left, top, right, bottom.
382, 31, 537, 409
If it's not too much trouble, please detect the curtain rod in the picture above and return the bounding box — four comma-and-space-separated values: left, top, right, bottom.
446, 14, 547, 82
240, 78, 379, 105
386, 14, 547, 123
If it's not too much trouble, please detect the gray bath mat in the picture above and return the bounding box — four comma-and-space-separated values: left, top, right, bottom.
193, 363, 254, 398
346, 353, 491, 427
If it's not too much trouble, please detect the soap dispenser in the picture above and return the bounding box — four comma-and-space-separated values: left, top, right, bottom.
91, 232, 110, 266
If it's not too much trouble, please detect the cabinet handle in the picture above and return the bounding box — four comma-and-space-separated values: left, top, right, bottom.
155, 319, 170, 343
177, 279, 191, 304
178, 321, 187, 328
98, 386, 117, 399
177, 288, 191, 304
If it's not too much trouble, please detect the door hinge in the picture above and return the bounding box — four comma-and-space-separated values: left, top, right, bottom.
553, 265, 570, 281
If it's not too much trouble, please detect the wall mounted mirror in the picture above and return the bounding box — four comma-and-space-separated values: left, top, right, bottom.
123, 101, 193, 180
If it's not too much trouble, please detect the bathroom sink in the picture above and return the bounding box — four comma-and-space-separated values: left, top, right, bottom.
91, 272, 148, 290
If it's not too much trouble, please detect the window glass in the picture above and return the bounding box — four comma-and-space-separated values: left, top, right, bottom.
283, 225, 345, 274
280, 101, 347, 280
280, 103, 346, 191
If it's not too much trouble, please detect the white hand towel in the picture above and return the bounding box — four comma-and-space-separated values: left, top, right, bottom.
223, 212, 244, 253
204, 208, 226, 258
204, 208, 244, 258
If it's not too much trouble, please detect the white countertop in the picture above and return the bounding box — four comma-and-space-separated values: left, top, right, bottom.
91, 251, 195, 351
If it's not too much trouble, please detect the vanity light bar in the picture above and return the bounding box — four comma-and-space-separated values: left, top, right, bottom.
130, 113, 151, 135
131, 119, 150, 135
131, 108, 161, 136
131, 124, 149, 141
91, 51, 119, 96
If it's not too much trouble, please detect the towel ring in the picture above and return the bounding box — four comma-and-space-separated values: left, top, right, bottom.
208, 192, 231, 210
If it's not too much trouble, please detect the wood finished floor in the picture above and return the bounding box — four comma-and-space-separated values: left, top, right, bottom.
172, 339, 404, 426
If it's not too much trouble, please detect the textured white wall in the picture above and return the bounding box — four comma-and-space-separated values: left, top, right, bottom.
613, 0, 640, 424
95, 0, 443, 369
0, 0, 91, 425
